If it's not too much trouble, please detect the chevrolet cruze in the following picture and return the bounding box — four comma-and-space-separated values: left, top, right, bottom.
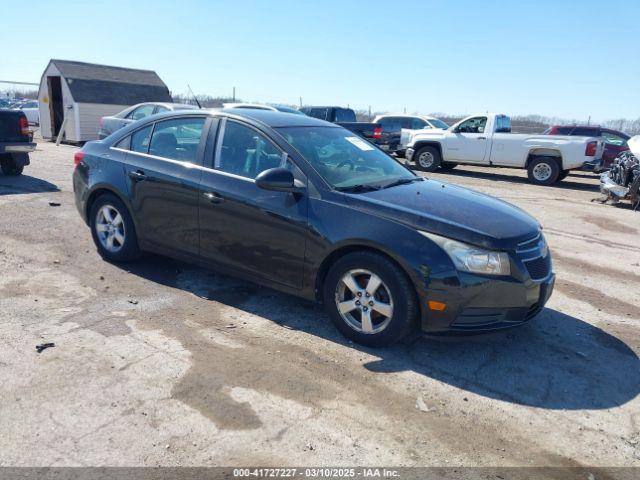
73, 109, 555, 346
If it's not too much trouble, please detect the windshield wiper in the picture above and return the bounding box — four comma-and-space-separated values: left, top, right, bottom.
335, 184, 382, 193
380, 177, 423, 189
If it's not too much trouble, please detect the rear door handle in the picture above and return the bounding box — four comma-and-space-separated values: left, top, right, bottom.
203, 192, 225, 204
128, 170, 147, 181
477, 137, 487, 140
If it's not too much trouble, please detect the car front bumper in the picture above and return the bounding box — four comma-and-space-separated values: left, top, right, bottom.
418, 272, 555, 333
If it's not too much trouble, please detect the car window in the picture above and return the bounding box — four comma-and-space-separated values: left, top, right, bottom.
130, 125, 153, 153
128, 105, 156, 121
379, 117, 404, 132
571, 127, 597, 137
148, 117, 205, 163
428, 118, 449, 129
457, 117, 487, 134
334, 108, 357, 122
602, 131, 627, 146
155, 106, 169, 114
411, 118, 428, 130
216, 121, 283, 179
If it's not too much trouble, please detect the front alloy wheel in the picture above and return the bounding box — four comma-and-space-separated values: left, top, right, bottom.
335, 269, 394, 334
324, 251, 418, 347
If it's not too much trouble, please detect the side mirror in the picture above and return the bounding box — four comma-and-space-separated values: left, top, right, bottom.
477, 126, 485, 133
255, 167, 305, 193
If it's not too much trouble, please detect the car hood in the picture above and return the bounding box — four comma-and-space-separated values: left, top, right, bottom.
344, 179, 540, 250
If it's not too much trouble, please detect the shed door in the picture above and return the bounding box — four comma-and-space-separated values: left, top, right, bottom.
47, 76, 64, 136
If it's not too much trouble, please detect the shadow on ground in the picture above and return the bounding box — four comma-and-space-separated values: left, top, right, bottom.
120, 254, 639, 411
428, 167, 600, 192
0, 174, 59, 195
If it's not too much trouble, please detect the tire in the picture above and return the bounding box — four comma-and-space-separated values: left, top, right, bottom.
558, 170, 570, 181
0, 155, 24, 176
439, 162, 457, 171
527, 156, 560, 186
323, 251, 418, 347
413, 146, 441, 172
89, 193, 141, 262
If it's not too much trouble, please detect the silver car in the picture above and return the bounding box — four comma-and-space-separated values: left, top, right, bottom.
98, 102, 198, 139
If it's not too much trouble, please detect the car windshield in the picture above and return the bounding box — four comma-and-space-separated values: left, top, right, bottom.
276, 126, 416, 190
428, 119, 449, 129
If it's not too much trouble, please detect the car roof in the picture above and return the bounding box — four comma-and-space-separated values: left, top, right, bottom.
218, 108, 335, 127
375, 113, 439, 120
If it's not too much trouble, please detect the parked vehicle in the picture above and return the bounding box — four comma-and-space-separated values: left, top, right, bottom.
600, 136, 640, 208
543, 125, 630, 172
299, 106, 386, 147
12, 100, 40, 126
73, 109, 554, 346
0, 110, 35, 175
402, 113, 604, 185
98, 102, 198, 139
223, 103, 305, 115
373, 114, 449, 156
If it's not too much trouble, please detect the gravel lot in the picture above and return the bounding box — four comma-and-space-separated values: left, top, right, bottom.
1, 138, 639, 468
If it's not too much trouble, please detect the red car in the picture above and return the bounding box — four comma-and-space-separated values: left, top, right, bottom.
543, 125, 630, 172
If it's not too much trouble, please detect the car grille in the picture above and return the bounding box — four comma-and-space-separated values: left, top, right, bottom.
523, 255, 552, 280
517, 233, 541, 252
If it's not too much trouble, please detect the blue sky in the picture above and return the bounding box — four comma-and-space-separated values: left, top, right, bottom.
2, 0, 639, 121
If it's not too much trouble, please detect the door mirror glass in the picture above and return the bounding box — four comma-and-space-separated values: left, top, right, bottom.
255, 167, 303, 192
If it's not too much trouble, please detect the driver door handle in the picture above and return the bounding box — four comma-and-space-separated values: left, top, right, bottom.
477, 137, 487, 140
203, 192, 225, 204
128, 170, 146, 181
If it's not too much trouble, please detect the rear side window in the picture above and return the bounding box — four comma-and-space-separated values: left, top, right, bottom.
379, 117, 403, 132
216, 121, 283, 179
148, 117, 205, 163
130, 125, 153, 153
334, 108, 356, 122
571, 127, 598, 137
128, 104, 156, 120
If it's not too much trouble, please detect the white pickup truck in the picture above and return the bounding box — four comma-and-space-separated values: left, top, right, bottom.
402, 113, 604, 185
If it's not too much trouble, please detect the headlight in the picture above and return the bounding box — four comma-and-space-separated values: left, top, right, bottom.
420, 231, 511, 276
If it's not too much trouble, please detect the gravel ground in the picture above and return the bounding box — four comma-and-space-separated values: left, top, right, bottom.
0, 138, 639, 468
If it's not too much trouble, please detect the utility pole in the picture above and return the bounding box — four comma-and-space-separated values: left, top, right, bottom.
299, 96, 303, 108
232, 87, 236, 102
587, 115, 591, 125
368, 105, 371, 120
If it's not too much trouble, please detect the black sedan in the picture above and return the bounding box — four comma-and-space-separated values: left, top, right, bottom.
73, 109, 555, 346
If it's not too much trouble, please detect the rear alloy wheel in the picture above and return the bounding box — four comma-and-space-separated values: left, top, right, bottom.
0, 155, 24, 176
414, 146, 441, 172
324, 251, 418, 347
90, 194, 140, 262
527, 156, 560, 186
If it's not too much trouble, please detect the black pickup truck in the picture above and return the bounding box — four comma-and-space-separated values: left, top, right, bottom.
0, 109, 35, 175
299, 106, 390, 148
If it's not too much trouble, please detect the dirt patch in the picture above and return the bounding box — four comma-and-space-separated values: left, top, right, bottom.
580, 215, 639, 234
553, 252, 640, 284
555, 279, 640, 319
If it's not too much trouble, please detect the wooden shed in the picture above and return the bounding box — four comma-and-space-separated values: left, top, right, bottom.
38, 59, 172, 142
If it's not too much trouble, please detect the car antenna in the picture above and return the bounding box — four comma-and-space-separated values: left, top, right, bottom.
187, 84, 202, 109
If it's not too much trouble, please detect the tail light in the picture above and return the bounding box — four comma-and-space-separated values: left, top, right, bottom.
585, 141, 598, 157
373, 126, 382, 139
74, 151, 85, 168
19, 116, 29, 136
